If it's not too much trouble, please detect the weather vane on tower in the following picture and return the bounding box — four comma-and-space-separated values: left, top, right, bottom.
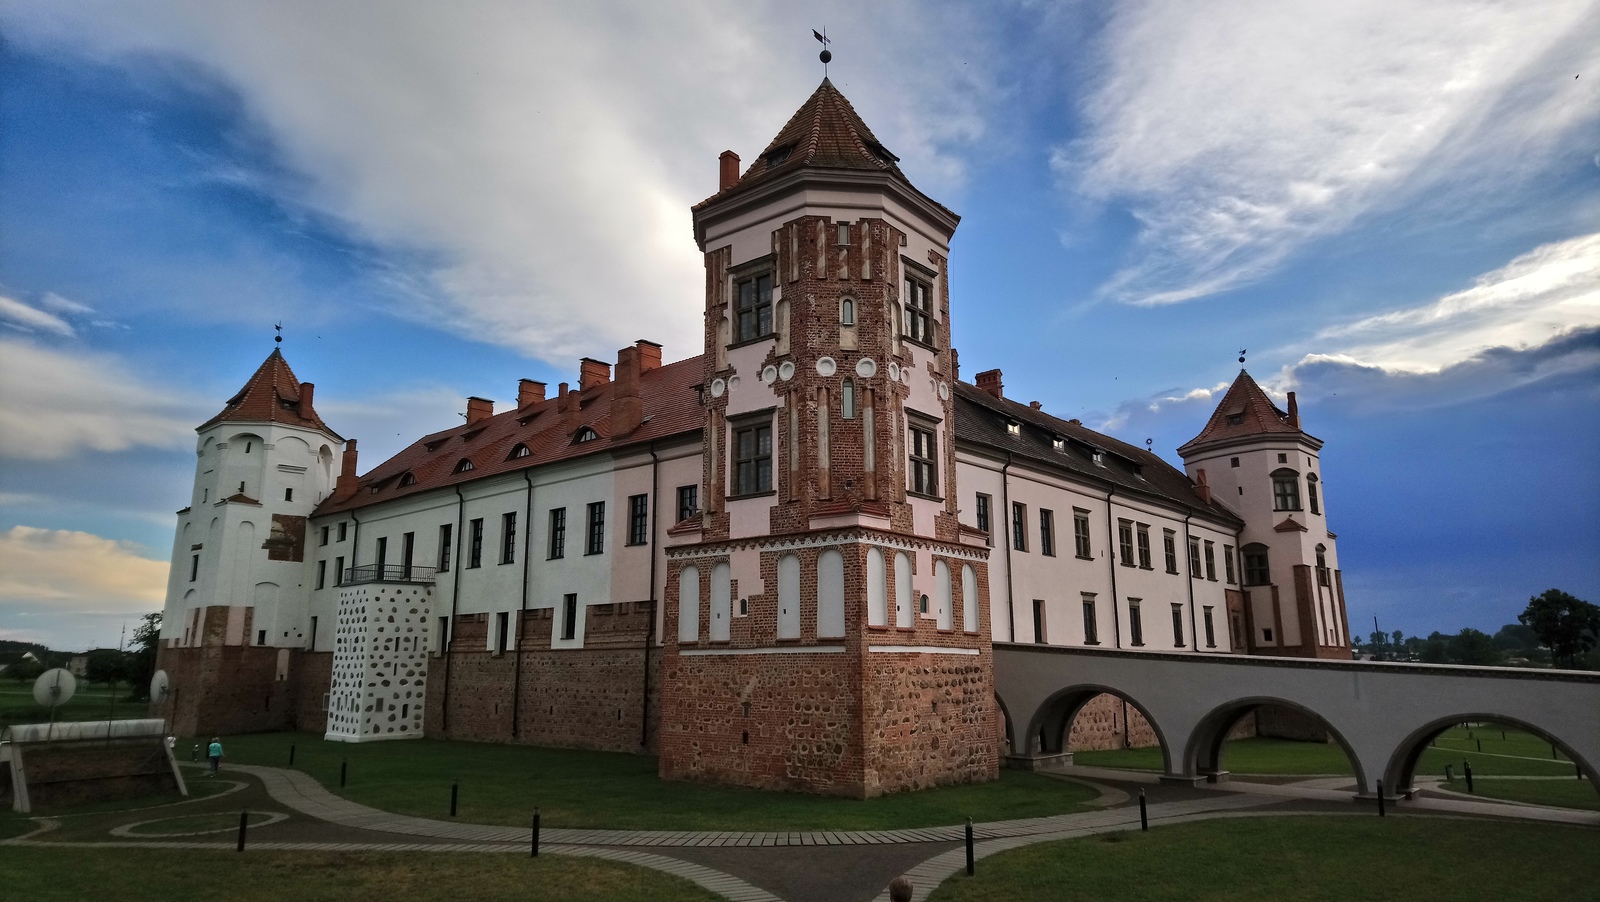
1238, 348, 1247, 367
275, 322, 283, 346
814, 27, 831, 75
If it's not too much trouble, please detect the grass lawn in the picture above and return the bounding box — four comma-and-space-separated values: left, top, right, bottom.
211, 731, 1098, 831
0, 683, 150, 729
1445, 777, 1600, 811
926, 816, 1600, 901
0, 847, 720, 902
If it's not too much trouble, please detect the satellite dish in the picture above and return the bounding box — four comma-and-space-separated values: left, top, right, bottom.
150, 670, 171, 706
33, 668, 77, 708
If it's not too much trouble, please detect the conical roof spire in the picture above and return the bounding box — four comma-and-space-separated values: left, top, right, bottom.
199, 348, 340, 438
1177, 369, 1306, 456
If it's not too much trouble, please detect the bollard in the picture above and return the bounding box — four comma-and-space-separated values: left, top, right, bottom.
1139, 789, 1148, 831
532, 808, 541, 858
1445, 764, 1454, 782
1377, 780, 1385, 817
237, 810, 248, 852
191, 744, 199, 762
1464, 761, 1474, 794
289, 744, 296, 766
340, 758, 348, 788
1552, 744, 1558, 760
1577, 763, 1583, 781
451, 782, 459, 817
1476, 739, 1482, 753
1501, 730, 1506, 741
965, 817, 974, 876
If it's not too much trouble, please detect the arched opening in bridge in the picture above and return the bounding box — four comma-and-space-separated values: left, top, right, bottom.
1387, 715, 1599, 812
1185, 698, 1362, 788
1027, 687, 1170, 774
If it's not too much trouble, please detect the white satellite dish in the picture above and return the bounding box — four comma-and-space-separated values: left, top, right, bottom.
33, 667, 77, 708
150, 670, 171, 705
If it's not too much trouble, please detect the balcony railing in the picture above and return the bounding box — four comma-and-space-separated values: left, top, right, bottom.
343, 564, 436, 585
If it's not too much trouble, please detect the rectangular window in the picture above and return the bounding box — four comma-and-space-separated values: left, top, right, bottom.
1164, 530, 1178, 574
975, 493, 992, 543
1073, 511, 1091, 559
1273, 473, 1302, 511
316, 560, 326, 590
585, 501, 606, 555
1039, 509, 1056, 557
436, 616, 450, 656
500, 513, 517, 564
1223, 544, 1236, 584
548, 508, 566, 559
1032, 600, 1047, 644
309, 616, 318, 649
495, 611, 510, 654
1172, 604, 1186, 647
319, 525, 329, 546
904, 275, 934, 346
468, 519, 483, 568
735, 273, 773, 342
1118, 520, 1135, 567
1244, 548, 1271, 586
1204, 540, 1217, 581
375, 536, 388, 570
908, 423, 939, 496
732, 421, 773, 496
1203, 606, 1217, 648
562, 593, 578, 641
189, 554, 200, 582
438, 524, 452, 573
1012, 502, 1028, 552
334, 556, 344, 586
1187, 536, 1202, 578
1129, 600, 1144, 646
401, 532, 415, 578
1081, 596, 1099, 645
1136, 524, 1152, 569
285, 487, 294, 502
338, 521, 347, 542
1308, 476, 1321, 515
627, 494, 649, 546
676, 485, 698, 523
257, 629, 266, 646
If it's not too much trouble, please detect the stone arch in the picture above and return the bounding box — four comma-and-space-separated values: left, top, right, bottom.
1024, 683, 1172, 768
994, 692, 1016, 757
1185, 696, 1366, 787
1384, 712, 1600, 795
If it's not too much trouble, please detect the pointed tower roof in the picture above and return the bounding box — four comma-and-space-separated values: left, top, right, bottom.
694, 78, 950, 217
199, 348, 341, 439
1178, 370, 1313, 457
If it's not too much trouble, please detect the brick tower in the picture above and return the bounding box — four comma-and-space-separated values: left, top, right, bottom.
659, 79, 997, 796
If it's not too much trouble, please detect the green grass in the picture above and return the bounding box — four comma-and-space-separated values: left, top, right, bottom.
926, 816, 1600, 901
1445, 777, 1600, 811
125, 810, 279, 835
0, 848, 720, 902
212, 731, 1097, 831
0, 683, 150, 729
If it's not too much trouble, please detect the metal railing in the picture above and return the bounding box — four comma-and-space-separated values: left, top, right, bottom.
342, 564, 436, 585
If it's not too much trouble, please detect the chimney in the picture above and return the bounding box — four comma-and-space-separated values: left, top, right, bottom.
579, 358, 611, 392
1287, 391, 1301, 429
612, 345, 644, 435
635, 339, 662, 374
334, 439, 359, 500
466, 396, 494, 426
1029, 401, 1042, 411
976, 369, 1004, 399
1195, 468, 1212, 504
719, 150, 740, 191
298, 381, 315, 414
518, 379, 546, 408
558, 382, 578, 414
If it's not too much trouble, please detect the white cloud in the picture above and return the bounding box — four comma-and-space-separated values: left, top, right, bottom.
38, 291, 94, 316
0, 294, 75, 336
2, 1, 999, 365
1060, 0, 1600, 305
0, 526, 168, 650
0, 338, 201, 460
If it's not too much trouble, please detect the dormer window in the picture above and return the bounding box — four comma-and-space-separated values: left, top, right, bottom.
508, 443, 531, 460
1005, 420, 1021, 436
574, 427, 599, 444
454, 458, 475, 473
1226, 413, 1245, 426
763, 144, 792, 167
1052, 437, 1065, 451
1092, 450, 1106, 466
399, 472, 417, 486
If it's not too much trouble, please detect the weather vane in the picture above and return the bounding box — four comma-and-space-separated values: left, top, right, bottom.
1238, 348, 1247, 366
814, 27, 831, 75
275, 322, 283, 346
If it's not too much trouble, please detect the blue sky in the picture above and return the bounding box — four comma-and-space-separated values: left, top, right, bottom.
0, 1, 1596, 651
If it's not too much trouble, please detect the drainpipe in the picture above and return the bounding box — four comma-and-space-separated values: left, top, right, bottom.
442, 484, 466, 733
642, 442, 660, 748
1104, 486, 1121, 649
1183, 511, 1199, 652
511, 467, 534, 737
349, 509, 361, 572
1000, 453, 1016, 642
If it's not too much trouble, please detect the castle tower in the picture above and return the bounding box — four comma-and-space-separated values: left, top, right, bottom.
1178, 371, 1350, 659
155, 348, 347, 734
660, 80, 996, 796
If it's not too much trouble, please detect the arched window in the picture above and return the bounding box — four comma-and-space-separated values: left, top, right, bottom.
574, 427, 599, 443
399, 472, 417, 486
507, 443, 530, 460
453, 458, 475, 473
1307, 473, 1321, 515
840, 297, 855, 326
841, 378, 856, 419
1315, 543, 1330, 586
1242, 543, 1271, 586
1271, 468, 1301, 511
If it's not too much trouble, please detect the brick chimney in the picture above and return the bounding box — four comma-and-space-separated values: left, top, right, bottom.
635, 339, 662, 374
719, 151, 740, 191
579, 358, 611, 392
518, 379, 546, 408
1287, 391, 1300, 429
1029, 401, 1042, 410
612, 345, 644, 435
466, 396, 493, 425
558, 382, 578, 414
334, 439, 359, 500
298, 381, 315, 414
976, 369, 1003, 399
1195, 468, 1212, 504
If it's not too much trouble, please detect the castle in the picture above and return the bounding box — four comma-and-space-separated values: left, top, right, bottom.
154, 79, 1350, 796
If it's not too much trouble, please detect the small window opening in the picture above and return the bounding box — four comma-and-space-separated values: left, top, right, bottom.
840, 297, 855, 325
837, 222, 850, 245
454, 458, 474, 473
508, 443, 530, 460
399, 472, 416, 486
575, 427, 599, 443
285, 488, 294, 502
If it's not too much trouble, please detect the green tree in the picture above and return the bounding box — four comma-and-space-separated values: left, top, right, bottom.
1448, 628, 1500, 665
84, 648, 126, 687
1518, 589, 1600, 668
1419, 632, 1450, 664
8, 656, 45, 683
126, 612, 162, 701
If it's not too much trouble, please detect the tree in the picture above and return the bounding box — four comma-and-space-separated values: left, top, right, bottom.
84, 648, 126, 687
1518, 589, 1600, 668
8, 656, 45, 683
1448, 628, 1500, 666
127, 612, 162, 701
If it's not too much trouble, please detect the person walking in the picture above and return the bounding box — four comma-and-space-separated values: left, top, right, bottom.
208, 737, 224, 775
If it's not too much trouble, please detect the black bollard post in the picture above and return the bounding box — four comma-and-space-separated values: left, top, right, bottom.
1377, 780, 1386, 817
1464, 761, 1474, 794
1477, 739, 1482, 752
1552, 744, 1559, 760
532, 808, 540, 858
1445, 764, 1454, 782
191, 744, 199, 762
289, 744, 296, 766
451, 782, 459, 817
340, 758, 348, 788
1139, 789, 1148, 831
965, 817, 974, 876
237, 810, 248, 852
1577, 763, 1583, 781
1501, 730, 1506, 741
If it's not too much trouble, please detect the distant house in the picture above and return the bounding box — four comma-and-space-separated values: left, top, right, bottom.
68, 655, 88, 677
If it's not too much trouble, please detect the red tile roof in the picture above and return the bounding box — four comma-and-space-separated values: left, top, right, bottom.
1177, 370, 1308, 456
315, 354, 707, 516
200, 349, 342, 439
693, 78, 954, 220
